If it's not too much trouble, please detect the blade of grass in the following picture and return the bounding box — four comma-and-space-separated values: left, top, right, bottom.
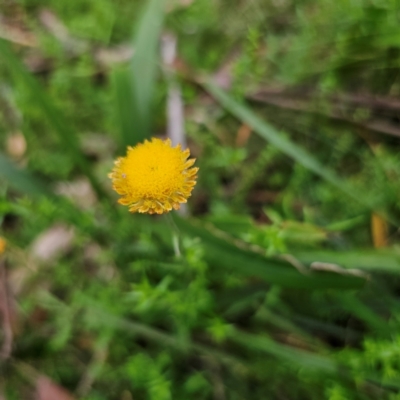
292, 249, 400, 274
128, 0, 166, 144
88, 305, 246, 370
0, 39, 106, 200
0, 153, 51, 197
255, 307, 317, 342
230, 328, 339, 374
112, 68, 136, 150
72, 293, 248, 372
339, 293, 392, 336
292, 314, 361, 342
172, 214, 366, 290
204, 81, 396, 224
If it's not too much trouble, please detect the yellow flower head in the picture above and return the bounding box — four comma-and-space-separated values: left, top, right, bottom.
109, 138, 198, 214
0, 237, 6, 255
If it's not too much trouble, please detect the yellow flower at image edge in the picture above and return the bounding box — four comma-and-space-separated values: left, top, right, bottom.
0, 237, 6, 255
109, 138, 198, 214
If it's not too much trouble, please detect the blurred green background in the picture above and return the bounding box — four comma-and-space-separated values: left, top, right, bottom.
2, 0, 400, 398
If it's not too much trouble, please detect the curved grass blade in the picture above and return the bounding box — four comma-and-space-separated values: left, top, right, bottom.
230, 328, 339, 374
204, 82, 395, 223
172, 214, 366, 290
339, 293, 391, 336
0, 39, 107, 200
128, 0, 166, 144
112, 68, 136, 150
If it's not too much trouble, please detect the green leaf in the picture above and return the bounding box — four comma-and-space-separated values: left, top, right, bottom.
0, 153, 51, 197
172, 214, 366, 290
0, 39, 107, 200
129, 0, 166, 144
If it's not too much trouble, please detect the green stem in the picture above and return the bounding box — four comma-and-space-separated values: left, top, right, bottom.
165, 212, 181, 258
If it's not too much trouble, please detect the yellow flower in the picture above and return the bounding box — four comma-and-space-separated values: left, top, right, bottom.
109, 138, 198, 214
0, 237, 6, 255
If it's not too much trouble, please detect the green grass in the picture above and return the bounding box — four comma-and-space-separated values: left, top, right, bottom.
1, 0, 400, 399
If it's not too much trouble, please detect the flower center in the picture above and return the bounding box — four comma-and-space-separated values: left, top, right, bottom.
121, 141, 186, 199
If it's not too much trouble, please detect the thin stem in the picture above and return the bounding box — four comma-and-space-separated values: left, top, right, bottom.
165, 212, 181, 258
